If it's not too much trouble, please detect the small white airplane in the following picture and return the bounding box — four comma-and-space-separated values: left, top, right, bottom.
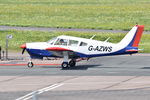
21, 25, 144, 69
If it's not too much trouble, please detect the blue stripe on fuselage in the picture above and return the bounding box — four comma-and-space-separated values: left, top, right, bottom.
26, 46, 138, 59
75, 47, 138, 58
26, 49, 54, 59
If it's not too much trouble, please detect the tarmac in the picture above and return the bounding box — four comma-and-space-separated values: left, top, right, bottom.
0, 25, 150, 100
0, 53, 150, 100
0, 25, 150, 34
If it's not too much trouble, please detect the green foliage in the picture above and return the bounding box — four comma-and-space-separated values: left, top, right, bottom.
0, 30, 149, 53
0, 0, 150, 30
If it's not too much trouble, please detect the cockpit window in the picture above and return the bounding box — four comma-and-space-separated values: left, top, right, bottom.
54, 38, 68, 46
68, 40, 79, 46
80, 42, 87, 46
47, 37, 56, 45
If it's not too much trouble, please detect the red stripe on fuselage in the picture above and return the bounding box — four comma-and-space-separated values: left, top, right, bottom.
132, 25, 144, 47
46, 47, 72, 51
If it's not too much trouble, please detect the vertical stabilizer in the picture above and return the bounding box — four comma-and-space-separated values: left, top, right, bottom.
119, 25, 144, 48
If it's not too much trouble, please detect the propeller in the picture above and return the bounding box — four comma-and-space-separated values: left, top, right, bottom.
22, 48, 26, 54
20, 44, 26, 54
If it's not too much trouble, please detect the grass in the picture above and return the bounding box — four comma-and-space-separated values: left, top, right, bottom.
0, 30, 149, 53
0, 0, 150, 30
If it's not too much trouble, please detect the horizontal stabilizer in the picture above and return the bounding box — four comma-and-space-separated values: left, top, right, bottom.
126, 49, 138, 52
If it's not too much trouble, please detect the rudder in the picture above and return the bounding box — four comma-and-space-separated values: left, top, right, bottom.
131, 25, 144, 47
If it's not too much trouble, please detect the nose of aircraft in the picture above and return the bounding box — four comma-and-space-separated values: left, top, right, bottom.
20, 44, 26, 49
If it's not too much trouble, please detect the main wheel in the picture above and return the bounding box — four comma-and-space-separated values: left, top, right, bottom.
61, 62, 69, 69
28, 62, 34, 68
69, 60, 76, 67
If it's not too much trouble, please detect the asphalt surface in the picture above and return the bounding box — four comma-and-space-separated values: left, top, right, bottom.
0, 25, 150, 34
0, 54, 150, 76
0, 26, 150, 34
0, 54, 150, 100
39, 89, 150, 100
0, 25, 128, 33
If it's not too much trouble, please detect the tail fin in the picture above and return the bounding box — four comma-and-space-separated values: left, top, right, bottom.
119, 25, 144, 48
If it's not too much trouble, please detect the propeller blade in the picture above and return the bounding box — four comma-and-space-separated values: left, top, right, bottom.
20, 43, 26, 54
22, 48, 26, 54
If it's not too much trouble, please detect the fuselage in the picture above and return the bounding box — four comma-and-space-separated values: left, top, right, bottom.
24, 35, 137, 59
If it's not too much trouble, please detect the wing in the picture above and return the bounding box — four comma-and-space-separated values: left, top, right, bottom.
46, 47, 78, 58
46, 47, 72, 51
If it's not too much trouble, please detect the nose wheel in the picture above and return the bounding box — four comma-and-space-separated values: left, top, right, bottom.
27, 61, 34, 68
61, 62, 69, 69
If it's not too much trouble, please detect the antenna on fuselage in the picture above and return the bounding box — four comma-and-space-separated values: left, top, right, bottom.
90, 34, 96, 40
104, 37, 110, 42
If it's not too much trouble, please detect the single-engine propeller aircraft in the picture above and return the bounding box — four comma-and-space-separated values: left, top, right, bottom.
21, 25, 144, 69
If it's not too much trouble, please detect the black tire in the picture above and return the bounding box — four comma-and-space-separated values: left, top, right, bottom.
61, 62, 69, 69
28, 62, 34, 68
69, 60, 76, 67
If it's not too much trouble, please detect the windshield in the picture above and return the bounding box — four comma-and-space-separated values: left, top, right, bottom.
47, 37, 56, 45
